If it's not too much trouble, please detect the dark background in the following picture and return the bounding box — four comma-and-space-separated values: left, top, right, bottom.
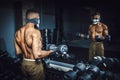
0, 0, 120, 61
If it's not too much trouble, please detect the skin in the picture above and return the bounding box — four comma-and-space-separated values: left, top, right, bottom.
88, 15, 108, 41
14, 13, 52, 59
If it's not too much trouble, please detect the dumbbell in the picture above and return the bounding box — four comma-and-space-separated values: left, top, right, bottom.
89, 56, 106, 70
95, 35, 111, 42
46, 44, 70, 59
78, 65, 100, 80
76, 32, 89, 39
64, 62, 86, 80
90, 56, 120, 73
102, 57, 120, 72
57, 45, 68, 54
46, 44, 68, 54
99, 70, 115, 80
90, 56, 111, 70
46, 44, 57, 52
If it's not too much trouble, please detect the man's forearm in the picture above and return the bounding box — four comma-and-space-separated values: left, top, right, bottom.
38, 50, 52, 58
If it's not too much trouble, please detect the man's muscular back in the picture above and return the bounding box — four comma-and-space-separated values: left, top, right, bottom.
25, 24, 43, 59
14, 23, 52, 59
14, 23, 42, 59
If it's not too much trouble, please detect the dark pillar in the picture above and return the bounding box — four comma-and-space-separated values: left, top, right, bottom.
54, 4, 64, 45
13, 1, 22, 31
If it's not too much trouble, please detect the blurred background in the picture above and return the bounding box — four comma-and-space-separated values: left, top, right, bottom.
0, 0, 120, 80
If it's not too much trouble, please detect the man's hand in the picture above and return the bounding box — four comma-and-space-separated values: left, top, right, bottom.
95, 35, 111, 43
105, 35, 111, 42
95, 35, 104, 42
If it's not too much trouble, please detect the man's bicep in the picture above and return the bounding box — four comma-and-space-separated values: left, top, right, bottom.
103, 25, 108, 35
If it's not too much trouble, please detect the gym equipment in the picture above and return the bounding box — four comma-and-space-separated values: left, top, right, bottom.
46, 44, 68, 53
89, 56, 120, 72
46, 44, 70, 59
43, 55, 120, 80
76, 33, 89, 39
41, 28, 52, 50
78, 65, 100, 80
64, 62, 86, 80
43, 58, 74, 72
46, 44, 57, 52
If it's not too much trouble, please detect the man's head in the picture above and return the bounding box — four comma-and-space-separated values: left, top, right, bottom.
91, 12, 101, 24
25, 9, 40, 28
26, 9, 40, 19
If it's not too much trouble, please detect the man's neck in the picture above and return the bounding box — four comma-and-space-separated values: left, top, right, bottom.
26, 23, 35, 28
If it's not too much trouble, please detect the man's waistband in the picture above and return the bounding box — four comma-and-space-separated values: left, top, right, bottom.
23, 58, 41, 62
93, 41, 103, 43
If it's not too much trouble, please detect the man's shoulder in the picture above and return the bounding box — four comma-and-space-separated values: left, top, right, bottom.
15, 27, 23, 34
32, 29, 40, 36
99, 22, 107, 26
15, 26, 26, 38
89, 24, 95, 29
15, 29, 20, 37
100, 22, 108, 29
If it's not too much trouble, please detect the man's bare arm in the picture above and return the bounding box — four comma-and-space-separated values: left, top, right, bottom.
103, 24, 108, 36
32, 32, 52, 59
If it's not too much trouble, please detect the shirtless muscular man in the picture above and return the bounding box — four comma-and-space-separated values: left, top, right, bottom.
14, 9, 52, 80
88, 12, 110, 61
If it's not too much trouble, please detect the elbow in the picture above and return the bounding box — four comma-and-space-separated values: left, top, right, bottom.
38, 52, 43, 58
34, 52, 43, 59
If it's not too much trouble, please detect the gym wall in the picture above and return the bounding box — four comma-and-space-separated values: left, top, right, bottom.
0, 1, 16, 58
